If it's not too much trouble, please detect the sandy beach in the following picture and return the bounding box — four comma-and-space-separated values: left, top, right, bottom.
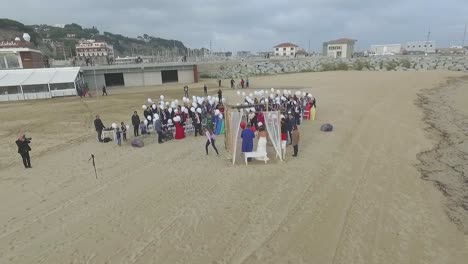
0, 71, 467, 263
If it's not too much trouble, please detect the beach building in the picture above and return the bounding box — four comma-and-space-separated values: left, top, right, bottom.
75, 39, 114, 65
0, 67, 82, 101
274, 43, 299, 57
81, 63, 198, 88
323, 38, 357, 58
405, 41, 436, 54
369, 44, 403, 55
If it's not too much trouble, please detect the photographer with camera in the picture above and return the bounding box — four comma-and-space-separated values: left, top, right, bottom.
16, 135, 32, 169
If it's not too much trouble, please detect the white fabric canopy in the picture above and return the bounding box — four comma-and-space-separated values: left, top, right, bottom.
264, 111, 282, 161
0, 67, 80, 87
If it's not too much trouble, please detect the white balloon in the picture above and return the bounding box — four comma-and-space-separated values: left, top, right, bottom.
308, 94, 312, 98
209, 100, 214, 105
182, 96, 187, 101
181, 106, 186, 112
22, 33, 31, 42
147, 115, 152, 121
111, 123, 117, 129
302, 92, 307, 97
219, 114, 223, 120
249, 93, 253, 98
126, 125, 130, 130
265, 98, 269, 103
190, 107, 195, 112
159, 104, 165, 110
250, 107, 255, 112
152, 104, 156, 110
214, 97, 219, 102
236, 103, 240, 106
166, 102, 169, 106
215, 109, 220, 116
168, 108, 173, 113
160, 95, 165, 100
237, 91, 241, 96
173, 116, 181, 122
207, 96, 212, 100
174, 109, 179, 113
153, 113, 159, 120
175, 100, 179, 105
168, 119, 173, 124
184, 109, 189, 114
147, 98, 152, 103
288, 90, 292, 95
192, 102, 197, 108
144, 120, 148, 125
271, 88, 275, 92
242, 92, 246, 96
222, 98, 226, 103
142, 105, 147, 110
197, 108, 202, 114
269, 94, 274, 99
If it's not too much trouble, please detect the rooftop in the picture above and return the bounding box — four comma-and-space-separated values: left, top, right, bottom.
0, 48, 43, 53
274, 42, 299, 48
325, 38, 357, 44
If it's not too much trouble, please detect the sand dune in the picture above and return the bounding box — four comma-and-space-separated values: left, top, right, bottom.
0, 71, 467, 263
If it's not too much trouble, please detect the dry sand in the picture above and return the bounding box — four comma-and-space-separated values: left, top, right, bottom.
0, 71, 467, 263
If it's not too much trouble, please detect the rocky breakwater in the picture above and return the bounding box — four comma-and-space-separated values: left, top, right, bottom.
212, 55, 468, 78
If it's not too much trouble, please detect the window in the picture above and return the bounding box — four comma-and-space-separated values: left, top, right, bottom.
413, 45, 415, 48
424, 45, 427, 47
291, 47, 294, 50
283, 48, 286, 51
418, 45, 421, 48
407, 46, 410, 48
283, 53, 286, 56
276, 48, 279, 51
430, 45, 433, 47
291, 52, 293, 55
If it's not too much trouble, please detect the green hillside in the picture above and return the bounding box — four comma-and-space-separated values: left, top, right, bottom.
0, 18, 188, 59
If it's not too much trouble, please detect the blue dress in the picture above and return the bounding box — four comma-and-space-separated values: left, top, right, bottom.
241, 129, 255, 152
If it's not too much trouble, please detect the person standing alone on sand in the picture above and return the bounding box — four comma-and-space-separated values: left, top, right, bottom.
94, 115, 105, 142
184, 85, 189, 97
204, 84, 208, 96
292, 125, 300, 157
218, 79, 221, 87
131, 111, 140, 137
231, 78, 235, 89
120, 122, 127, 140
205, 127, 219, 155
102, 85, 108, 96
16, 135, 32, 168
218, 89, 223, 103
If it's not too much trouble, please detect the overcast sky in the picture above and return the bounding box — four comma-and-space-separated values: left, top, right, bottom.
3, 0, 468, 52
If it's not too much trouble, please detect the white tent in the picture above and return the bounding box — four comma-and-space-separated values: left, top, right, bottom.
0, 67, 81, 101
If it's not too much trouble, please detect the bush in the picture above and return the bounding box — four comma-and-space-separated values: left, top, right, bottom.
379, 60, 384, 70
199, 73, 214, 78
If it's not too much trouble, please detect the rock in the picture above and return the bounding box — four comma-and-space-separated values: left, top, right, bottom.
131, 138, 144, 148
320, 124, 333, 132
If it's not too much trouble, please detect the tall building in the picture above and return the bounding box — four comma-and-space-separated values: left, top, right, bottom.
323, 38, 357, 58
75, 39, 114, 65
274, 43, 299, 57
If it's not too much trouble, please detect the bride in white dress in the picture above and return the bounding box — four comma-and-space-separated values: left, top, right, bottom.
256, 123, 270, 161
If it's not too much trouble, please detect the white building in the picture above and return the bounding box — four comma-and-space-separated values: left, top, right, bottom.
274, 43, 299, 57
0, 67, 82, 101
75, 39, 114, 65
370, 44, 402, 55
405, 41, 436, 54
323, 38, 357, 58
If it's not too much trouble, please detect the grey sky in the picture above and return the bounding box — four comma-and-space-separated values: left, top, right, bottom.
3, 0, 468, 52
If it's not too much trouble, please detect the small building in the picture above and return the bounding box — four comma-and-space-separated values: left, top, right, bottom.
274, 43, 299, 57
370, 44, 402, 55
81, 63, 198, 89
75, 39, 114, 65
237, 51, 251, 57
323, 38, 357, 58
404, 41, 436, 54
66, 33, 76, 38
0, 67, 82, 101
0, 47, 45, 69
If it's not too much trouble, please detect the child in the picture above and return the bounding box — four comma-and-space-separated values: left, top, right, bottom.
292, 125, 300, 157
120, 122, 127, 140
139, 121, 147, 135
116, 127, 122, 146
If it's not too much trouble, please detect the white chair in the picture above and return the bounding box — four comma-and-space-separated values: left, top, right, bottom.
244, 152, 268, 165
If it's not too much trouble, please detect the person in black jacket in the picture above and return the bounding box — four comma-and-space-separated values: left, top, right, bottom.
131, 111, 141, 137
16, 135, 32, 168
94, 115, 105, 142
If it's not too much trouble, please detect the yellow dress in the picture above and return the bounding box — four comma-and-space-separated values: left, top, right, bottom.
311, 106, 316, 121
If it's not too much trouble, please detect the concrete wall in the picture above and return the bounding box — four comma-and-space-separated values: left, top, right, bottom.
123, 72, 144, 87
83, 73, 106, 90
178, 69, 195, 83
144, 71, 162, 85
